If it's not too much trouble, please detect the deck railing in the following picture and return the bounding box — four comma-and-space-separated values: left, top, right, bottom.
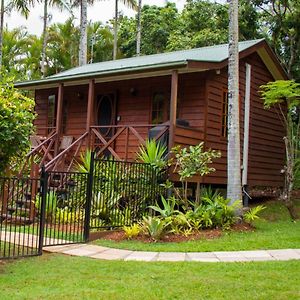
90, 124, 170, 161
23, 123, 205, 175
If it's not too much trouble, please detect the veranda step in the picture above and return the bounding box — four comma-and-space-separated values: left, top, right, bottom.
7, 207, 31, 214
15, 199, 33, 207
1, 214, 33, 224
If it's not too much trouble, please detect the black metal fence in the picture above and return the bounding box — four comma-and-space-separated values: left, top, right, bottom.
0, 176, 43, 259
90, 158, 165, 229
0, 156, 165, 259
42, 169, 90, 246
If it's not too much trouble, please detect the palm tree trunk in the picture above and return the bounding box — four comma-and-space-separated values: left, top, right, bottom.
0, 0, 5, 70
113, 0, 118, 60
79, 0, 88, 66
41, 0, 48, 78
136, 0, 142, 56
227, 0, 242, 205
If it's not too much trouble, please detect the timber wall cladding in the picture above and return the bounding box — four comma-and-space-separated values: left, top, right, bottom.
204, 52, 285, 187
34, 88, 57, 136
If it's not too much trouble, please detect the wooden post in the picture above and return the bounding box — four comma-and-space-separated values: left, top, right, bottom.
86, 79, 95, 149
54, 83, 64, 156
168, 70, 178, 151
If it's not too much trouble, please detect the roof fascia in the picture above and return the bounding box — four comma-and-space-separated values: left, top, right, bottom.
15, 61, 188, 90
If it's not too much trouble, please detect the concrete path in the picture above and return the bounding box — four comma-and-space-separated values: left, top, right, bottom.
43, 244, 300, 262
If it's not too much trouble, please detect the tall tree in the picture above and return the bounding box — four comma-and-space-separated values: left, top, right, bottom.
251, 0, 300, 80
227, 0, 242, 204
40, 0, 71, 77
136, 0, 141, 56
87, 21, 113, 63
47, 17, 79, 73
79, 0, 88, 65
0, 0, 32, 70
41, 0, 71, 77
113, 0, 136, 60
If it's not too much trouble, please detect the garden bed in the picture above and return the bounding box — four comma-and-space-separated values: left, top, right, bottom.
98, 222, 253, 243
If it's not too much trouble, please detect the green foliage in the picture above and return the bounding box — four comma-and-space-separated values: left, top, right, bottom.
142, 216, 169, 241
136, 139, 167, 171
171, 143, 221, 206
261, 80, 300, 110
186, 193, 241, 230
260, 80, 300, 218
149, 195, 178, 218
172, 143, 221, 181
123, 223, 141, 239
243, 205, 266, 224
35, 191, 57, 221
55, 208, 83, 224
0, 75, 35, 174
75, 149, 92, 173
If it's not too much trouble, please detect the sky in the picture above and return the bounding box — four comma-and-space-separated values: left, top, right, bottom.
7, 0, 187, 36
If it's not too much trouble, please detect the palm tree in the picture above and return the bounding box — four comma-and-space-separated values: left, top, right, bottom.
136, 0, 141, 56
113, 0, 136, 60
41, 0, 72, 77
0, 0, 32, 70
88, 21, 113, 63
47, 17, 79, 73
227, 0, 242, 204
78, 0, 88, 66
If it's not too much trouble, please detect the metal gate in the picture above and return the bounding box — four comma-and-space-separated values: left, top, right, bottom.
0, 168, 92, 258
0, 154, 164, 259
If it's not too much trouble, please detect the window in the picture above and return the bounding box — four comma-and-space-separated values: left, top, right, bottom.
221, 91, 228, 137
152, 93, 166, 124
47, 95, 56, 133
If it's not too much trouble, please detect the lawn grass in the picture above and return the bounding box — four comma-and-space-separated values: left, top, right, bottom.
94, 200, 300, 252
0, 254, 299, 299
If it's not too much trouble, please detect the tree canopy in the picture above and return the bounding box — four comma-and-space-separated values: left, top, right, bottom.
0, 75, 35, 174
1, 0, 299, 81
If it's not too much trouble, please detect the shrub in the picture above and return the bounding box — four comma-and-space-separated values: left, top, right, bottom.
123, 224, 141, 239
137, 139, 168, 171
243, 205, 266, 224
0, 74, 35, 174
142, 216, 169, 241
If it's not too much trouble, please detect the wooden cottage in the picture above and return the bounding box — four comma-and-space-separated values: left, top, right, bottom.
16, 39, 287, 191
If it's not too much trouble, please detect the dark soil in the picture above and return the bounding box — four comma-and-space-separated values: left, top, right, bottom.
100, 222, 254, 243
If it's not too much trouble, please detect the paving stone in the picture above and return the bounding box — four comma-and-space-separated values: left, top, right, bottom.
43, 244, 86, 253
268, 249, 300, 260
157, 252, 186, 261
186, 254, 220, 262
125, 251, 158, 261
247, 256, 276, 261
62, 246, 103, 257
240, 250, 271, 258
218, 257, 250, 262
187, 252, 217, 258
89, 251, 133, 260
213, 251, 246, 258
80, 245, 110, 253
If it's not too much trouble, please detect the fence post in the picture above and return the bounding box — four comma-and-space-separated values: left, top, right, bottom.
84, 151, 95, 242
38, 166, 48, 255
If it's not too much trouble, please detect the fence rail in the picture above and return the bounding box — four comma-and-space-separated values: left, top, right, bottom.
0, 176, 43, 259
90, 158, 165, 229
0, 155, 165, 259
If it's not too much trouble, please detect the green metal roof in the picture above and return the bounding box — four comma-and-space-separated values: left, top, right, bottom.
16, 39, 264, 88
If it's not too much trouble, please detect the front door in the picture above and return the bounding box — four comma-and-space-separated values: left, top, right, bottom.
96, 93, 117, 155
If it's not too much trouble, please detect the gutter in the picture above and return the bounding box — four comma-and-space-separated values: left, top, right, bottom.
15, 61, 189, 89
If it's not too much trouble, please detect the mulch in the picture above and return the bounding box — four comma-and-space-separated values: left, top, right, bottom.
100, 222, 253, 243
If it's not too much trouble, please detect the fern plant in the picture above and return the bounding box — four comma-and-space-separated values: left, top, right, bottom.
243, 205, 266, 224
